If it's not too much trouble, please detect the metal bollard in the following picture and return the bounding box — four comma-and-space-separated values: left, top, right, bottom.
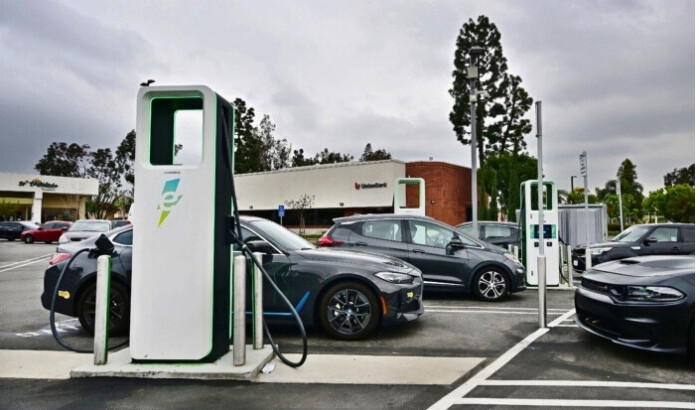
233, 254, 246, 366
513, 245, 519, 260
537, 255, 547, 328
93, 255, 111, 365
567, 245, 573, 287
585, 248, 592, 271
252, 252, 263, 350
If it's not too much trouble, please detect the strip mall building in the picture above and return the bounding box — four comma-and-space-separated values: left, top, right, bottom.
236, 159, 474, 227
0, 173, 98, 223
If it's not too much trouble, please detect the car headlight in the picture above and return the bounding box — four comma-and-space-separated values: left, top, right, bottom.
611, 285, 685, 302
504, 252, 520, 263
58, 234, 69, 244
374, 272, 413, 284
590, 247, 612, 255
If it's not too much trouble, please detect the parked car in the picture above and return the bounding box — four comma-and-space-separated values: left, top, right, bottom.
0, 221, 38, 241
456, 221, 519, 249
319, 214, 526, 301
58, 219, 112, 244
575, 255, 694, 355
111, 219, 131, 229
572, 223, 695, 272
20, 221, 72, 244
41, 217, 424, 340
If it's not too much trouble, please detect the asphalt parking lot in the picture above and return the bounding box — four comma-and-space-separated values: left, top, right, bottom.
0, 239, 694, 409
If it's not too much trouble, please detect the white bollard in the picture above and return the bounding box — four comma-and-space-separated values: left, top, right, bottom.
233, 254, 246, 366
585, 248, 592, 271
513, 245, 519, 260
253, 252, 264, 350
567, 245, 573, 287
537, 255, 547, 329
93, 255, 111, 365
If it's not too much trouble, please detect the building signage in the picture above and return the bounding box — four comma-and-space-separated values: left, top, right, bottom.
354, 182, 388, 190
18, 179, 58, 189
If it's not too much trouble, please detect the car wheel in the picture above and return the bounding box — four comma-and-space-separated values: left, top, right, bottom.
24, 235, 34, 244
319, 282, 380, 340
8, 238, 15, 242
472, 267, 509, 301
77, 281, 130, 337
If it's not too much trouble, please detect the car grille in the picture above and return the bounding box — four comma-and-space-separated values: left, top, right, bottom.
581, 278, 610, 294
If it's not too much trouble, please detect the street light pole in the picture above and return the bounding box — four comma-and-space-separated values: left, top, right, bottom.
467, 47, 485, 232
570, 175, 577, 193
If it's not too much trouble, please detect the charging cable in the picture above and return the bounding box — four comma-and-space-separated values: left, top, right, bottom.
220, 106, 307, 368
49, 246, 128, 353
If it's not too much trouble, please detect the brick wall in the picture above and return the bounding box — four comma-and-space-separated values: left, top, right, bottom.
406, 161, 474, 226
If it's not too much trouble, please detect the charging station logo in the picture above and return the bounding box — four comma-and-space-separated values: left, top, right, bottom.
157, 178, 183, 227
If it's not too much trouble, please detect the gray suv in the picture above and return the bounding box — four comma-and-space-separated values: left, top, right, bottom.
319, 214, 526, 301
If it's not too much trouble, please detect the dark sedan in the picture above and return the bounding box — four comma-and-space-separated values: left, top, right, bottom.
41, 217, 423, 340
0, 221, 38, 241
572, 223, 695, 272
575, 255, 694, 355
319, 214, 526, 301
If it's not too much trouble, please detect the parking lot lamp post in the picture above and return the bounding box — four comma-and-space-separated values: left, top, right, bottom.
570, 176, 576, 194
467, 46, 485, 232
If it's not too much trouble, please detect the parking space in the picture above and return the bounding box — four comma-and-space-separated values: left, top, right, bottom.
0, 239, 694, 408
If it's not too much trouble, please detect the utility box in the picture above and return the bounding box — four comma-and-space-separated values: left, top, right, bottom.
519, 180, 559, 286
558, 204, 608, 246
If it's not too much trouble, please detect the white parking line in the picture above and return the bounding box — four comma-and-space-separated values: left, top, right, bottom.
480, 380, 695, 390
0, 255, 52, 273
423, 305, 570, 312
0, 253, 52, 270
427, 309, 575, 410
451, 398, 694, 408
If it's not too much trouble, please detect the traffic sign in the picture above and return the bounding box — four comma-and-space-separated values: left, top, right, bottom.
278, 205, 285, 218
579, 152, 587, 176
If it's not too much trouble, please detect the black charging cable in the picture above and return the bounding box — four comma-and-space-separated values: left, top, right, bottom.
220, 106, 307, 368
49, 244, 128, 353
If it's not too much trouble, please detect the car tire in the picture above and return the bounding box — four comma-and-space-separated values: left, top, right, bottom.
24, 235, 34, 244
77, 281, 130, 337
319, 281, 380, 340
8, 238, 15, 242
472, 267, 509, 301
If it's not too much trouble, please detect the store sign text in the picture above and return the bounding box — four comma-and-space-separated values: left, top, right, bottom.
354, 182, 387, 190
18, 179, 58, 189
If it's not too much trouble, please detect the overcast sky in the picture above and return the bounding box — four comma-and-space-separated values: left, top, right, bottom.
0, 0, 694, 194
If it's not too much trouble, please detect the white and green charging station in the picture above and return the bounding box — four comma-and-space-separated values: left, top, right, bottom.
131, 85, 234, 362
519, 179, 559, 286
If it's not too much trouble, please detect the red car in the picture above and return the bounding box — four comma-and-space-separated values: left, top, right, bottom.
21, 221, 72, 244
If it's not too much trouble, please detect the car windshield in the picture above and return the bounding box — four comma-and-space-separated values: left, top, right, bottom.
69, 220, 111, 232
249, 219, 314, 252
612, 225, 651, 243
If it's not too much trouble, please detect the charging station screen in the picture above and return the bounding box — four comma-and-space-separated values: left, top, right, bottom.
530, 224, 556, 239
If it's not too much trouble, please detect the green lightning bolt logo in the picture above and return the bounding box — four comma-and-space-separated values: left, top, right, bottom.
157, 178, 183, 227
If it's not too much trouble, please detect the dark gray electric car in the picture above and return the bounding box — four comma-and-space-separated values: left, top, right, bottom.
320, 214, 526, 301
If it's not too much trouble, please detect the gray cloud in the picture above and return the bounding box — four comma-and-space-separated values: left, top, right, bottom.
0, 0, 693, 196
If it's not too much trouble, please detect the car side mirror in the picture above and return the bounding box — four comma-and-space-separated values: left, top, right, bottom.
447, 237, 466, 255
61, 226, 69, 231
38, 226, 44, 230
246, 240, 274, 254
644, 237, 658, 245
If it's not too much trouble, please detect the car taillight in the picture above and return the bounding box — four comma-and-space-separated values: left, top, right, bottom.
318, 233, 343, 247
49, 253, 72, 265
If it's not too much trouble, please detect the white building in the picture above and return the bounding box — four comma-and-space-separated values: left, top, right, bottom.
0, 173, 99, 223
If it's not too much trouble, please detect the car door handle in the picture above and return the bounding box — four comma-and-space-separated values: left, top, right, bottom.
412, 249, 425, 253
355, 242, 367, 247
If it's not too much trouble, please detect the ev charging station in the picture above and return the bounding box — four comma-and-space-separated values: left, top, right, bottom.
519, 179, 559, 286
131, 85, 233, 362
394, 178, 425, 216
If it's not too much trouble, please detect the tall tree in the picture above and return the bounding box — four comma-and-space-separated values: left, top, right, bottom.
359, 143, 392, 161
480, 152, 537, 221
450, 15, 508, 165
664, 163, 694, 187
256, 115, 292, 171
86, 148, 122, 219
489, 74, 533, 155
35, 142, 91, 177
232, 98, 260, 174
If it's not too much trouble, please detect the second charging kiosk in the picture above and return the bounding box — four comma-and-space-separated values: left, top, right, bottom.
519, 180, 559, 286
